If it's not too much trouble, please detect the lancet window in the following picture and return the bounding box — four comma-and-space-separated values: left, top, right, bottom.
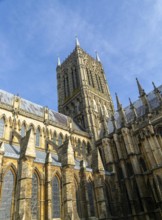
0, 170, 15, 220
99, 76, 104, 93
21, 124, 26, 137
53, 132, 57, 144
90, 71, 94, 87
52, 176, 61, 218
0, 118, 5, 138
74, 67, 80, 88
58, 134, 63, 146
95, 74, 100, 91
35, 128, 40, 147
87, 181, 95, 216
71, 68, 76, 90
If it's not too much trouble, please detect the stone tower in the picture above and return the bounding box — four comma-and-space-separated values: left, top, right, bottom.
57, 39, 114, 140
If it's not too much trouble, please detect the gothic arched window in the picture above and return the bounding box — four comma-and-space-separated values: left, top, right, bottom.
95, 74, 100, 91
65, 74, 70, 97
89, 71, 94, 88
71, 68, 76, 90
53, 132, 57, 144
74, 67, 80, 88
63, 77, 67, 98
21, 124, 26, 137
31, 173, 39, 220
77, 140, 81, 155
52, 176, 61, 218
87, 181, 95, 216
0, 170, 15, 220
58, 134, 63, 146
99, 77, 104, 93
35, 128, 40, 147
0, 118, 5, 138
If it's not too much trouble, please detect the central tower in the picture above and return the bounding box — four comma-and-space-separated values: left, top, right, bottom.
57, 39, 114, 140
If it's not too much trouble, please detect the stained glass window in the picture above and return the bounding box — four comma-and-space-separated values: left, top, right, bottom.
52, 176, 61, 218
21, 124, 26, 137
0, 170, 14, 220
87, 181, 95, 216
53, 132, 57, 144
31, 174, 39, 220
0, 118, 5, 138
58, 134, 63, 146
35, 128, 40, 147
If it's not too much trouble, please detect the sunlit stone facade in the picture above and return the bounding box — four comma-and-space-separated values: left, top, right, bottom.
0, 42, 162, 220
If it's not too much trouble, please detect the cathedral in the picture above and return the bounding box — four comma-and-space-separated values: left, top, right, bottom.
0, 39, 162, 220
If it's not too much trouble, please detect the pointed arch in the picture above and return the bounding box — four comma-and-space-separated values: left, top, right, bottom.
3, 163, 17, 178
53, 131, 57, 144
0, 168, 16, 220
52, 175, 61, 218
28, 123, 36, 133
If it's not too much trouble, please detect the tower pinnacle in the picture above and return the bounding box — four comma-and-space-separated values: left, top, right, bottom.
115, 93, 122, 111
136, 78, 145, 97
95, 51, 101, 62
75, 36, 80, 47
57, 57, 61, 67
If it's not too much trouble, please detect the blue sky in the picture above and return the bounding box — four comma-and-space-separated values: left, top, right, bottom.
0, 0, 162, 111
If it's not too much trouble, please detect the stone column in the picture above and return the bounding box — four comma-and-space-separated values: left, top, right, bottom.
79, 160, 89, 219
15, 129, 36, 220
44, 152, 52, 220
92, 148, 108, 219
60, 138, 77, 220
